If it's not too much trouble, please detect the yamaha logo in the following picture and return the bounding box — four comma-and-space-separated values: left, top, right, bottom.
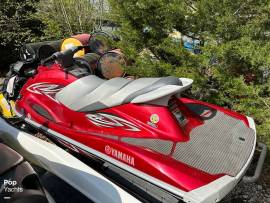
105, 145, 112, 154
105, 145, 135, 166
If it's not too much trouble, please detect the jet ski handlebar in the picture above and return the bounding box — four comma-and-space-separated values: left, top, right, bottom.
41, 46, 88, 67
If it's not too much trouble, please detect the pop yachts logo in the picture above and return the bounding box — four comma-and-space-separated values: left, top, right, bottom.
105, 145, 135, 166
0, 180, 23, 194
27, 83, 63, 103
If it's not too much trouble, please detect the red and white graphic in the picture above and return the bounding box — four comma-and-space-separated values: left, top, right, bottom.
87, 113, 141, 132
200, 110, 213, 118
27, 83, 63, 103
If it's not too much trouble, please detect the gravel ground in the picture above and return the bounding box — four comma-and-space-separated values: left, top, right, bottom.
222, 160, 270, 203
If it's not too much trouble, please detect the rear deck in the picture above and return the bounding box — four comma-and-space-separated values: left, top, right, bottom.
174, 103, 256, 176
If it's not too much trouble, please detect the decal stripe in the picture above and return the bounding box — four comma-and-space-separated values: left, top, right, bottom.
87, 113, 141, 132
27, 83, 63, 103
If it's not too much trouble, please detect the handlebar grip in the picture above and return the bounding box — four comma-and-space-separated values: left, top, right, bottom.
41, 45, 86, 66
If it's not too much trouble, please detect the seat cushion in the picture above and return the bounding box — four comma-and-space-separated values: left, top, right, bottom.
56, 75, 182, 112
56, 75, 105, 107
69, 77, 132, 111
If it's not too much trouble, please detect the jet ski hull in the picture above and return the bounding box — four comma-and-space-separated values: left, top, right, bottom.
12, 64, 259, 203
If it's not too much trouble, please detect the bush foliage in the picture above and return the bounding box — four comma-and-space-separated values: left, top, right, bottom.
35, 0, 99, 40
108, 0, 270, 145
0, 0, 44, 70
0, 0, 104, 68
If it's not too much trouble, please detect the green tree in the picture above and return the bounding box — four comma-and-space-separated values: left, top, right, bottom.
0, 0, 44, 71
108, 0, 270, 145
36, 0, 106, 39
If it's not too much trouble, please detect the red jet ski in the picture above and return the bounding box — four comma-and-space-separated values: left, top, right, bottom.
3, 46, 266, 203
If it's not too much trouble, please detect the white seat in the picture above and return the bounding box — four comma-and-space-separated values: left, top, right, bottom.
56, 75, 187, 112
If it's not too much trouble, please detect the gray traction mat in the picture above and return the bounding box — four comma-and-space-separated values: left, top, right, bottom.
121, 138, 173, 155
172, 109, 255, 176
